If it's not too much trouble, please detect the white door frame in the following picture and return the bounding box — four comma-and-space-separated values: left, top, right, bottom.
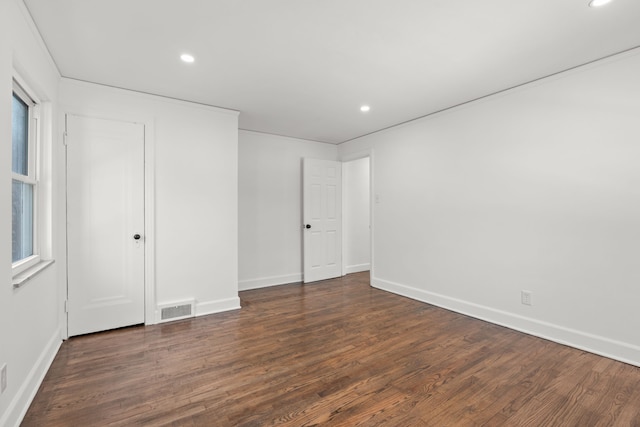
61, 110, 156, 339
340, 149, 374, 280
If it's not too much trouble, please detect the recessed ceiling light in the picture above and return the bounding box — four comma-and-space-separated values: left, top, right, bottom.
589, 0, 613, 7
360, 105, 371, 112
180, 54, 195, 63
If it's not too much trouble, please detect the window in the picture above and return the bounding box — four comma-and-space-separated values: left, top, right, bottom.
12, 80, 40, 273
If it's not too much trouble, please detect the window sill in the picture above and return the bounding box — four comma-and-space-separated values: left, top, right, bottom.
12, 259, 55, 289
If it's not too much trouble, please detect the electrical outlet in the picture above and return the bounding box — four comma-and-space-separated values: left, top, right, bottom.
521, 290, 532, 306
1, 364, 7, 393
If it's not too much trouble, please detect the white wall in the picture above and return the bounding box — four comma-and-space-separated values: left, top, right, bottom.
339, 49, 640, 366
59, 78, 240, 321
343, 157, 370, 274
238, 130, 337, 290
0, 1, 62, 426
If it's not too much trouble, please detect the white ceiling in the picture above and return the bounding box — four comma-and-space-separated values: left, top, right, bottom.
23, 0, 640, 144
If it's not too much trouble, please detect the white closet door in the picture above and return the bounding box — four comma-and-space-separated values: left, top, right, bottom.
67, 115, 145, 336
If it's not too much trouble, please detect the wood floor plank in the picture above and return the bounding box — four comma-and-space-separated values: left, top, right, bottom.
22, 272, 640, 426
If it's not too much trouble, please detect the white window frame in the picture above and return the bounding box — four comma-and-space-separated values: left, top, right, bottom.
11, 77, 41, 276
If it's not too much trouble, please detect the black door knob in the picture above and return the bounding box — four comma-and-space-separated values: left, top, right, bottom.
133, 234, 141, 240
305, 224, 311, 229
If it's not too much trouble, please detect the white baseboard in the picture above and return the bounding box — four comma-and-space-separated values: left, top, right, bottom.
1, 328, 62, 427
372, 277, 640, 367
239, 273, 302, 291
195, 297, 241, 317
345, 263, 370, 275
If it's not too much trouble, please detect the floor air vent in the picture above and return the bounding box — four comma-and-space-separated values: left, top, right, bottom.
159, 300, 195, 323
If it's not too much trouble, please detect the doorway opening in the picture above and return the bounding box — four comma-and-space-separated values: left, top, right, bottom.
342, 156, 371, 277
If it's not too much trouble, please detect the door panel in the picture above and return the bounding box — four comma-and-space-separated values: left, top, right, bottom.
303, 158, 342, 283
67, 115, 145, 336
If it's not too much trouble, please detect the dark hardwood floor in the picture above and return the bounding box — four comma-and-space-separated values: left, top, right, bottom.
23, 272, 640, 426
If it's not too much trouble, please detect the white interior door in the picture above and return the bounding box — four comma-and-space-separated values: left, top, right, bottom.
66, 115, 145, 336
303, 158, 342, 283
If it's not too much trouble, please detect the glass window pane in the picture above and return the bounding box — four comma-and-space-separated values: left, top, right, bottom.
12, 93, 29, 176
12, 180, 34, 263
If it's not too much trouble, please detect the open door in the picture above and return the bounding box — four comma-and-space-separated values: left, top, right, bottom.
303, 158, 342, 283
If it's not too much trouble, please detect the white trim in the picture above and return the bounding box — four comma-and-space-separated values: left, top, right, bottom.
60, 115, 69, 339
344, 263, 370, 275
0, 328, 62, 427
195, 297, 241, 317
238, 128, 335, 146
11, 172, 37, 186
12, 259, 54, 288
371, 276, 640, 367
61, 78, 239, 117
341, 161, 347, 277
239, 273, 303, 291
143, 120, 156, 326
12, 79, 37, 105
11, 254, 41, 277
341, 48, 640, 146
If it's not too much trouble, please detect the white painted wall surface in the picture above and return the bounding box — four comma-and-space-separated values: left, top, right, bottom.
343, 157, 370, 274
0, 1, 62, 426
238, 130, 337, 290
339, 49, 640, 366
60, 78, 240, 320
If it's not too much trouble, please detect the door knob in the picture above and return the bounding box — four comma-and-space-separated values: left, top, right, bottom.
305, 224, 311, 229
133, 234, 141, 240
